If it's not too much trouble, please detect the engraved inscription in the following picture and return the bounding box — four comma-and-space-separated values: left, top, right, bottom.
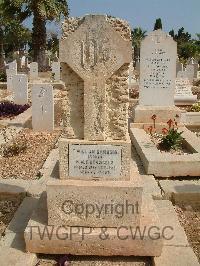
81, 33, 110, 69
142, 48, 172, 90
69, 144, 122, 178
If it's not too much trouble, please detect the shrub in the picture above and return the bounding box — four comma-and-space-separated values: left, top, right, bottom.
0, 101, 30, 118
190, 103, 200, 112
159, 128, 184, 151
0, 72, 7, 82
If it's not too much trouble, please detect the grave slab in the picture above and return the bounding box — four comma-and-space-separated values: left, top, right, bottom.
24, 192, 163, 256
47, 177, 142, 227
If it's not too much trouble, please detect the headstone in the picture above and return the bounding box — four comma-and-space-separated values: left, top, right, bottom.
139, 30, 176, 106
51, 62, 60, 80
176, 59, 183, 75
25, 15, 162, 257
13, 74, 28, 105
6, 66, 17, 92
134, 30, 181, 123
32, 84, 54, 131
197, 71, 200, 79
30, 62, 38, 79
185, 64, 195, 82
174, 78, 197, 105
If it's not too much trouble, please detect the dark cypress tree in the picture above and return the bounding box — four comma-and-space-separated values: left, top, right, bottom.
154, 18, 163, 30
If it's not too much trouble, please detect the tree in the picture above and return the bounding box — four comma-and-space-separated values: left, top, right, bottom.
169, 29, 175, 38
131, 27, 147, 64
154, 18, 162, 30
0, 0, 69, 70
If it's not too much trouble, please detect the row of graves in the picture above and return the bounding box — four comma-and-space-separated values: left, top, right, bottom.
0, 15, 199, 265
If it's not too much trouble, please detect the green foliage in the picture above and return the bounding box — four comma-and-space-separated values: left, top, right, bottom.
131, 27, 147, 63
154, 18, 162, 30
159, 129, 184, 151
190, 103, 200, 112
0, 72, 7, 82
2, 140, 27, 157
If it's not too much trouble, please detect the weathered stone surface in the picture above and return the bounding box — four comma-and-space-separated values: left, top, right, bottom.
59, 138, 131, 180
153, 246, 199, 266
60, 15, 132, 141
139, 30, 177, 106
133, 105, 181, 123
47, 177, 142, 227
31, 83, 54, 131
24, 192, 163, 256
130, 126, 200, 177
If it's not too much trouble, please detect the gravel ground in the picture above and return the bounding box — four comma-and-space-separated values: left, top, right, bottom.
0, 128, 61, 180
36, 255, 151, 266
175, 204, 200, 262
0, 197, 22, 237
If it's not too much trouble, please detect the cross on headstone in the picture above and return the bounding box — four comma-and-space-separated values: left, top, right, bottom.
60, 15, 132, 141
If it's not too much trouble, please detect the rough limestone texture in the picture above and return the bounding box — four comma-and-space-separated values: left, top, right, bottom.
24, 192, 163, 256
47, 178, 142, 227
59, 138, 131, 180
31, 83, 54, 131
60, 15, 132, 141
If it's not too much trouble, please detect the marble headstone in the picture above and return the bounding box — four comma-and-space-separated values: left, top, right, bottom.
13, 74, 28, 105
139, 30, 177, 106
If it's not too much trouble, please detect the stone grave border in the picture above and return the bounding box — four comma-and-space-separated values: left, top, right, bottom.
130, 125, 200, 177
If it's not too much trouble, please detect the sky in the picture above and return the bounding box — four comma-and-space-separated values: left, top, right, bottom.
25, 0, 200, 38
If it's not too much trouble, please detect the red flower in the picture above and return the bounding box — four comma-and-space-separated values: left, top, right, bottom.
162, 128, 168, 135
167, 119, 173, 129
151, 114, 157, 120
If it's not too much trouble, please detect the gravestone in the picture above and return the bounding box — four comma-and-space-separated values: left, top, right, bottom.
12, 74, 28, 105
51, 62, 60, 80
30, 62, 38, 79
25, 15, 163, 257
185, 64, 195, 83
134, 30, 181, 123
197, 71, 200, 79
6, 65, 17, 92
8, 60, 17, 72
174, 78, 197, 105
176, 59, 183, 76
31, 83, 54, 131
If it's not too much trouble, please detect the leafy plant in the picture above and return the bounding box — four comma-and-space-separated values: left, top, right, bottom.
159, 128, 184, 151
0, 127, 27, 157
0, 71, 7, 82
190, 103, 200, 112
0, 101, 30, 118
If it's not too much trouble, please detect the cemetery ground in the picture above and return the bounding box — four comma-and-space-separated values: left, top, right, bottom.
0, 16, 200, 266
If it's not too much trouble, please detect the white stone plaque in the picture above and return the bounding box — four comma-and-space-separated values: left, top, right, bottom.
69, 144, 122, 178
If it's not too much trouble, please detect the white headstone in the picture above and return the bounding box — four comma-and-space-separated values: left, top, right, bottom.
185, 64, 194, 82
8, 60, 17, 73
139, 30, 177, 106
176, 60, 183, 75
174, 78, 197, 105
6, 68, 17, 92
51, 62, 60, 81
30, 62, 38, 79
32, 84, 54, 131
13, 74, 28, 105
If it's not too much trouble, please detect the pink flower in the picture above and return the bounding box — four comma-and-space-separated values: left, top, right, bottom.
162, 128, 168, 135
